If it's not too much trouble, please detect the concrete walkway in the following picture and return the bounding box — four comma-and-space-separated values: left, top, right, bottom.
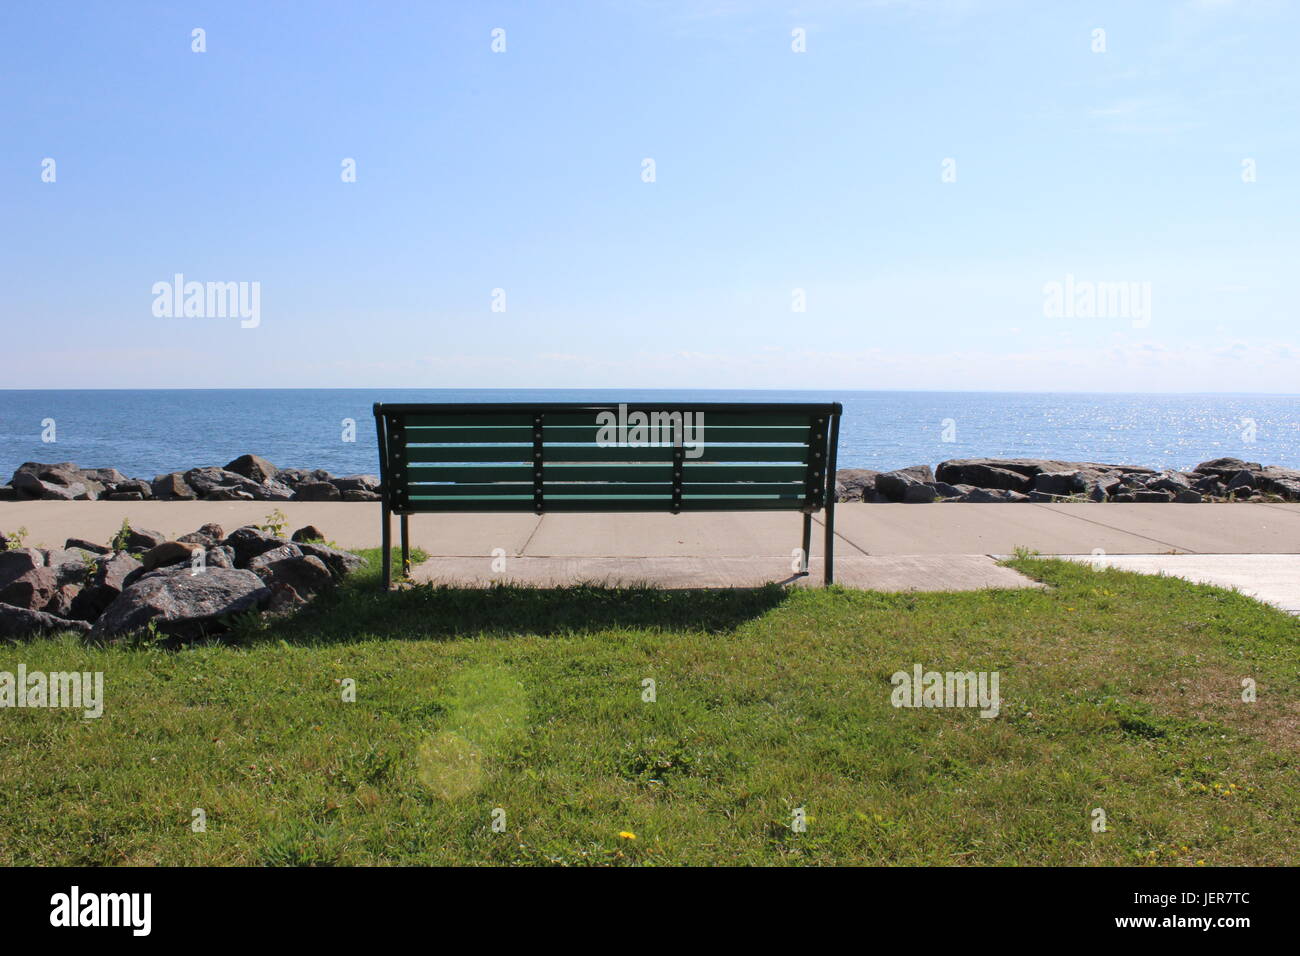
3, 500, 1298, 595
1056, 553, 1300, 616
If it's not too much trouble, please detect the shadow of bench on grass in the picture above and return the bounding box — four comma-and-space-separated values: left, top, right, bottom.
264, 572, 793, 645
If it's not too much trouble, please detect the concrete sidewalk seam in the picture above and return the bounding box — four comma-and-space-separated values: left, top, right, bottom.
812, 513, 872, 556
1026, 502, 1194, 554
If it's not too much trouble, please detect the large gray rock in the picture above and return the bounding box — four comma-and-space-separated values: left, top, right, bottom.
1194, 457, 1262, 479
332, 474, 380, 493
222, 526, 288, 567
151, 472, 197, 500
876, 469, 937, 503
251, 553, 333, 596
1257, 466, 1300, 500
81, 467, 128, 486
341, 489, 382, 502
1032, 471, 1088, 497
834, 469, 880, 503
1146, 471, 1192, 494
295, 541, 366, 580
141, 541, 204, 571
13, 473, 86, 500
0, 564, 57, 610
123, 527, 167, 552
89, 569, 271, 640
225, 454, 279, 483
951, 487, 1031, 503
246, 543, 304, 573
0, 548, 46, 584
252, 481, 296, 501
937, 458, 1151, 490
69, 552, 143, 621
184, 467, 265, 498
294, 480, 341, 502
111, 478, 153, 499
275, 467, 333, 487
0, 603, 91, 639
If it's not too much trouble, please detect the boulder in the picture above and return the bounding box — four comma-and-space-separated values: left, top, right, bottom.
1146, 471, 1192, 494
80, 467, 128, 486
332, 474, 381, 493
1194, 457, 1262, 479
141, 541, 204, 571
123, 527, 167, 552
295, 541, 366, 579
0, 603, 91, 640
1191, 475, 1224, 497
290, 525, 326, 543
0, 566, 58, 610
1032, 471, 1087, 497
1257, 466, 1300, 500
294, 481, 341, 502
246, 543, 304, 574
205, 487, 255, 501
251, 553, 333, 596
341, 489, 382, 502
937, 458, 1151, 489
177, 522, 226, 547
1174, 490, 1203, 503
276, 468, 333, 487
1225, 470, 1255, 493
13, 473, 86, 500
89, 568, 272, 640
10, 461, 81, 487
876, 469, 937, 503
0, 549, 46, 585
184, 467, 265, 498
222, 526, 287, 567
0, 485, 14, 502
224, 454, 279, 483
834, 469, 880, 503
1134, 490, 1174, 502
69, 552, 143, 621
252, 481, 296, 501
111, 478, 153, 499
953, 488, 1030, 503
107, 492, 143, 501
151, 472, 197, 500
930, 481, 973, 499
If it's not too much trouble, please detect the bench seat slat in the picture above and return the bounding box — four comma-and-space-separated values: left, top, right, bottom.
404, 445, 811, 464
403, 425, 813, 445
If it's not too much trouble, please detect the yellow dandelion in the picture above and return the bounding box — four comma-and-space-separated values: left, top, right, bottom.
618, 831, 637, 840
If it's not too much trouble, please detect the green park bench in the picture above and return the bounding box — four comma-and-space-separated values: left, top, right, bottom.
372, 402, 843, 589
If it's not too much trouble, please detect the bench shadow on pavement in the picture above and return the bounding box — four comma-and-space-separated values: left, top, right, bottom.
264, 567, 794, 645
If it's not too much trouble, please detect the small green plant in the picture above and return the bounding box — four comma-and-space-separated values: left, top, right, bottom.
260, 508, 288, 537
110, 518, 133, 552
2, 527, 29, 550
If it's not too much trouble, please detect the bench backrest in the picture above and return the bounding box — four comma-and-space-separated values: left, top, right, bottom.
373, 402, 841, 514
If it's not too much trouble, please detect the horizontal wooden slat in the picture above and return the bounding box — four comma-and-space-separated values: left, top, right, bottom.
404, 445, 812, 464
400, 427, 534, 444
406, 463, 814, 484
400, 497, 809, 513
536, 411, 815, 427
401, 425, 812, 445
399, 413, 532, 427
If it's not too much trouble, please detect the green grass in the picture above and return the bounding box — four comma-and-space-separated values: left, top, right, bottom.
1, 550, 1297, 866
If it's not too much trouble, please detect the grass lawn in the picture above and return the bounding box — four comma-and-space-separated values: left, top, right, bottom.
1, 551, 1296, 866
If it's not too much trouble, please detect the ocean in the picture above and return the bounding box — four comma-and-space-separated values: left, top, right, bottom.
1, 390, 1297, 480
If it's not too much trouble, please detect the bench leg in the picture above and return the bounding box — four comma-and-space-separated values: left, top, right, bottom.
401, 514, 410, 578
381, 501, 393, 590
800, 514, 811, 574
823, 499, 836, 586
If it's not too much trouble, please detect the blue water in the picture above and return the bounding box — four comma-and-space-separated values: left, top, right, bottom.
0, 390, 1297, 480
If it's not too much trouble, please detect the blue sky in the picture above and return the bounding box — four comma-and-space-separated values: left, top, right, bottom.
3, 0, 1297, 391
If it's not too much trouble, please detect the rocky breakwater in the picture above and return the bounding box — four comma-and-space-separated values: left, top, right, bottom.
0, 522, 365, 643
0, 454, 381, 503
835, 457, 1300, 504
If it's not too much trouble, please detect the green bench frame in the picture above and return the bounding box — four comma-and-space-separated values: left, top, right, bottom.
373, 402, 842, 589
